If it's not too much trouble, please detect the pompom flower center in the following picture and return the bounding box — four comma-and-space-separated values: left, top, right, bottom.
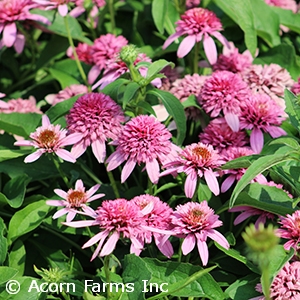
67, 191, 86, 207
192, 146, 211, 160
37, 129, 59, 148
190, 209, 204, 223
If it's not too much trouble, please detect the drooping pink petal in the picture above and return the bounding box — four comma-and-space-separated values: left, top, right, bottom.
204, 169, 219, 196
182, 233, 196, 255
121, 159, 136, 183
250, 128, 264, 154
155, 238, 174, 258
53, 208, 69, 219
224, 112, 240, 132
42, 114, 51, 126
211, 31, 230, 48
162, 31, 183, 50
207, 229, 229, 249
69, 6, 85, 18
267, 126, 286, 138
59, 132, 83, 147
3, 23, 17, 47
177, 35, 196, 58
71, 141, 87, 159
197, 239, 209, 266
100, 231, 120, 256
221, 175, 236, 193
14, 34, 25, 54
203, 35, 217, 65
86, 184, 101, 198
66, 210, 77, 222
55, 148, 76, 163
88, 65, 101, 85
58, 4, 69, 17
106, 151, 126, 171
46, 199, 66, 207
91, 139, 106, 163
24, 149, 44, 163
184, 172, 197, 198
64, 220, 99, 228
146, 159, 160, 184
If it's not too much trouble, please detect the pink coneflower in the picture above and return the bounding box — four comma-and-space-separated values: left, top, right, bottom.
162, 8, 228, 64
171, 201, 229, 266
161, 142, 223, 197
159, 65, 183, 91
186, 0, 201, 9
69, 0, 106, 19
198, 70, 251, 131
64, 199, 147, 260
241, 63, 294, 109
264, 0, 298, 12
0, 0, 50, 53
45, 84, 88, 106
170, 74, 208, 120
220, 146, 267, 192
291, 78, 300, 95
229, 206, 275, 228
14, 115, 82, 163
277, 210, 300, 251
0, 96, 42, 114
212, 42, 254, 73
46, 179, 104, 222
88, 34, 128, 84
199, 118, 249, 150
107, 115, 179, 184
66, 43, 94, 65
251, 261, 300, 300
33, 0, 75, 17
66, 92, 125, 163
131, 194, 174, 258
239, 93, 286, 153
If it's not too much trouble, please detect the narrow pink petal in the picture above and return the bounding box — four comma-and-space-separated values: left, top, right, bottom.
267, 126, 286, 138
207, 229, 229, 249
184, 172, 197, 198
26, 13, 51, 25
100, 231, 119, 256
69, 6, 85, 18
91, 139, 106, 163
58, 4, 69, 16
177, 35, 196, 58
54, 188, 68, 199
106, 151, 125, 171
162, 31, 183, 50
221, 175, 236, 193
233, 211, 254, 225
250, 128, 264, 154
88, 193, 105, 202
197, 240, 209, 266
141, 201, 154, 215
71, 140, 87, 159
66, 210, 77, 222
86, 184, 101, 198
53, 208, 69, 219
55, 149, 76, 163
146, 159, 160, 184
121, 159, 136, 183
182, 234, 196, 255
14, 140, 34, 147
204, 169, 219, 196
64, 220, 99, 228
42, 114, 51, 126
211, 31, 230, 48
14, 34, 25, 54
3, 23, 17, 47
84, 231, 108, 250
88, 65, 101, 85
46, 200, 66, 206
130, 235, 144, 251
224, 112, 240, 132
24, 150, 44, 163
155, 237, 174, 258
59, 132, 83, 147
203, 35, 217, 65
130, 243, 142, 256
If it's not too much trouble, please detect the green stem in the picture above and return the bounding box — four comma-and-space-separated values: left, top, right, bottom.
61, 290, 71, 300
64, 16, 89, 88
108, 0, 116, 34
104, 255, 112, 299
50, 155, 71, 189
107, 171, 120, 198
193, 42, 199, 74
147, 179, 154, 195
261, 266, 271, 300
78, 161, 103, 184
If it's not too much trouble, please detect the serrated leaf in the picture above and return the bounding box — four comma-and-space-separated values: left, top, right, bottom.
147, 89, 186, 145
229, 153, 294, 207
152, 0, 168, 34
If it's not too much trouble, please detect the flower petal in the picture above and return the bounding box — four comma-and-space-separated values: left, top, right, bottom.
106, 151, 125, 171
177, 35, 196, 58
203, 35, 217, 65
55, 149, 76, 163
184, 172, 197, 198
146, 159, 160, 184
91, 139, 106, 163
197, 240, 209, 266
182, 234, 195, 255
24, 149, 44, 163
58, 4, 69, 17
204, 169, 219, 196
221, 175, 236, 193
207, 229, 229, 250
121, 159, 136, 183
162, 31, 183, 50
224, 112, 240, 132
100, 231, 119, 256
3, 23, 17, 47
14, 34, 25, 54
250, 128, 264, 154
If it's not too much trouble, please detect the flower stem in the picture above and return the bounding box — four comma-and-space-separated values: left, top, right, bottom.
78, 161, 103, 184
261, 266, 271, 300
104, 255, 112, 299
63, 16, 89, 88
193, 42, 200, 74
50, 155, 71, 189
108, 0, 116, 35
107, 171, 120, 198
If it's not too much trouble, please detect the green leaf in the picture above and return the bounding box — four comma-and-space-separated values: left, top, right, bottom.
229, 153, 294, 207
250, 0, 280, 47
46, 95, 80, 123
7, 200, 52, 245
0, 218, 7, 265
31, 9, 92, 44
1, 174, 31, 208
9, 240, 26, 275
0, 267, 19, 285
222, 155, 258, 170
143, 258, 224, 299
147, 89, 186, 145
0, 113, 42, 137
0, 149, 31, 162
284, 89, 300, 132
152, 0, 168, 34
48, 68, 80, 89
154, 182, 178, 195
136, 101, 156, 116
213, 0, 257, 56
122, 82, 140, 109
122, 254, 151, 300
164, 1, 179, 36
182, 95, 201, 109
101, 78, 131, 101
233, 183, 295, 216
146, 59, 174, 81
